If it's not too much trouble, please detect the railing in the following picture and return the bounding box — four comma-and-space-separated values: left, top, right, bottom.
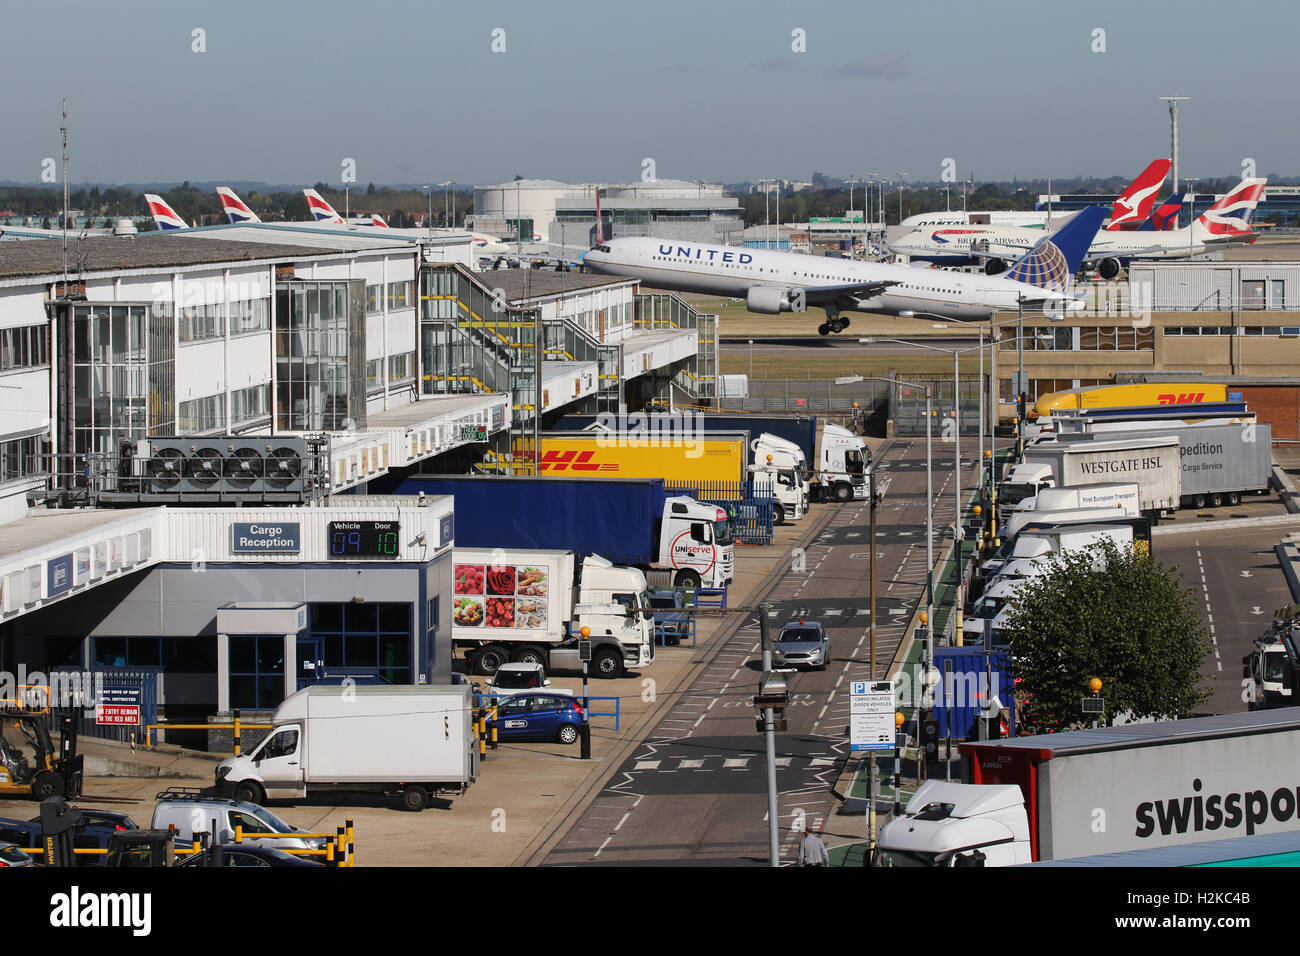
664, 478, 775, 545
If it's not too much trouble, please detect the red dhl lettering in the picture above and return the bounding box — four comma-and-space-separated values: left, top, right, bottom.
538, 450, 615, 472
1157, 392, 1205, 405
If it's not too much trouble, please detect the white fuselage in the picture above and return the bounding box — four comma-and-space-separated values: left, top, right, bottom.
900, 209, 1078, 230
891, 219, 1226, 266
582, 237, 1070, 321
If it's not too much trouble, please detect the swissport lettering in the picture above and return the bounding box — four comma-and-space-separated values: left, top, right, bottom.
1136, 777, 1300, 839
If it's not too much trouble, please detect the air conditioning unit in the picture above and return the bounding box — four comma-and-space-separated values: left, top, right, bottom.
135, 437, 309, 497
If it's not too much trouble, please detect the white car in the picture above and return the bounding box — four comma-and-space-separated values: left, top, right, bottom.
486, 662, 572, 698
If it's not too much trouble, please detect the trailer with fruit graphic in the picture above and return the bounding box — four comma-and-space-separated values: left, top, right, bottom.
452, 548, 655, 679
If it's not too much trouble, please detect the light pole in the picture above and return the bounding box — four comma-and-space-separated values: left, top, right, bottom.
440, 182, 454, 228
897, 172, 905, 225
422, 185, 433, 238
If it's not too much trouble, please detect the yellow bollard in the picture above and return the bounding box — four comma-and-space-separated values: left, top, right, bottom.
346, 819, 355, 868
233, 709, 242, 755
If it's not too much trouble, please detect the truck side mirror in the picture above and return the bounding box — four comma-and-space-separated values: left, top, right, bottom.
953, 848, 987, 868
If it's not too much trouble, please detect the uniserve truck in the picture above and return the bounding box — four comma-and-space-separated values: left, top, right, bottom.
875, 710, 1300, 865
390, 475, 733, 590
215, 685, 478, 812
452, 548, 654, 678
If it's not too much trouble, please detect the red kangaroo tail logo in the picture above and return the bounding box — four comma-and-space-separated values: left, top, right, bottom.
1107, 159, 1172, 230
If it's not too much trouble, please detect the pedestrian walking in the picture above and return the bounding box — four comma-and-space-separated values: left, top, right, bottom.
798, 826, 829, 867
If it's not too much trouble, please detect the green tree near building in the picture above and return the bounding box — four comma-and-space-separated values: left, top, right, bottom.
1001, 541, 1211, 733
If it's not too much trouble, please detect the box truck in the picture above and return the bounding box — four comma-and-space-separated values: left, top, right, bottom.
1056, 423, 1273, 509
875, 710, 1300, 865
998, 435, 1180, 519
452, 548, 654, 678
390, 475, 734, 590
983, 523, 1135, 584
1010, 482, 1140, 517
214, 685, 478, 812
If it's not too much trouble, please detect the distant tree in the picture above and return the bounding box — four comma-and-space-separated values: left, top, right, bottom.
367, 182, 376, 195
1002, 541, 1211, 733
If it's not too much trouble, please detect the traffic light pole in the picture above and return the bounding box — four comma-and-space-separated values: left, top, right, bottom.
759, 604, 779, 867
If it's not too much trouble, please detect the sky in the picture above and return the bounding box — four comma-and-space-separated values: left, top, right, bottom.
1, 0, 1295, 188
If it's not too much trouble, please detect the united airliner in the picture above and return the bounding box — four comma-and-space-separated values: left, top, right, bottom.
582, 207, 1107, 334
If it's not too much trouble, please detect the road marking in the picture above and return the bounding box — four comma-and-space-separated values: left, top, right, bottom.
723, 758, 750, 769
679, 759, 705, 769
614, 812, 630, 831
634, 760, 661, 770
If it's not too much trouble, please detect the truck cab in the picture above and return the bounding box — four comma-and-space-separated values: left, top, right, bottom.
1249, 628, 1299, 710
874, 781, 1031, 867
997, 463, 1055, 517
820, 423, 869, 502
575, 557, 656, 670
656, 496, 733, 589
750, 433, 809, 524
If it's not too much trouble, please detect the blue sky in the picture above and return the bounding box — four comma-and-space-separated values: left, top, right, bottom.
1, 0, 1294, 186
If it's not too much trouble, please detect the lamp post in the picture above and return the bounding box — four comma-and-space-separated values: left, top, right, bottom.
422, 185, 433, 238
439, 181, 454, 228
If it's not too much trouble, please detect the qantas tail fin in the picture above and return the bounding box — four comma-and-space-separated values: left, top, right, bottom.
1105, 159, 1172, 230
216, 187, 262, 224
143, 194, 189, 231
302, 188, 345, 224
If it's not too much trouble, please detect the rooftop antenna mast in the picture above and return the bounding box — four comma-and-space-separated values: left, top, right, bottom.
61, 98, 69, 288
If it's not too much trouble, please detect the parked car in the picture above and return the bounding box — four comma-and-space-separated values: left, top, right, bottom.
486, 662, 562, 697
492, 692, 585, 745
773, 620, 830, 670
151, 791, 326, 852
0, 808, 141, 867
177, 844, 323, 868
0, 840, 34, 867
647, 588, 691, 645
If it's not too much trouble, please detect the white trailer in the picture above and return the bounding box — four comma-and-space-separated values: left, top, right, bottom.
452, 548, 655, 679
214, 685, 478, 811
1000, 436, 1181, 518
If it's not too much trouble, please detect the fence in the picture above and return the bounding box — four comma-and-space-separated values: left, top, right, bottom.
664, 478, 774, 545
54, 668, 159, 745
723, 377, 890, 415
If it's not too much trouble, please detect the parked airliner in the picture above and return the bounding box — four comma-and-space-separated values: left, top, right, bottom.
582, 207, 1107, 334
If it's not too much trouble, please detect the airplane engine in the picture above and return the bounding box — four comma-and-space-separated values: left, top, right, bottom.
984, 258, 1007, 276
1096, 257, 1122, 280
746, 286, 792, 314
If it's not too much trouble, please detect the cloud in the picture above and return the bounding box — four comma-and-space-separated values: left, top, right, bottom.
833, 49, 907, 79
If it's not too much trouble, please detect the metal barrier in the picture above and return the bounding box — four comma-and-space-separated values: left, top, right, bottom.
664, 478, 775, 545
654, 616, 696, 648
145, 715, 274, 753
694, 588, 728, 611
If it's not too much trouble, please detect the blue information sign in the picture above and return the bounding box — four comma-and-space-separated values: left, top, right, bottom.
231, 522, 301, 554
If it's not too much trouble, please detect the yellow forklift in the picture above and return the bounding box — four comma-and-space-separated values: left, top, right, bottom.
0, 694, 83, 802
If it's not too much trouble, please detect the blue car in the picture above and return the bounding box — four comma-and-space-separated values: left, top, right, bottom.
493, 692, 585, 745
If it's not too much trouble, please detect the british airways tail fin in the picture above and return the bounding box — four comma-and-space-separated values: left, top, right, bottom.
302, 189, 345, 224
216, 187, 262, 224
1136, 192, 1184, 232
1194, 178, 1267, 240
369, 214, 389, 228
1002, 206, 1107, 292
144, 194, 188, 231
1105, 159, 1171, 230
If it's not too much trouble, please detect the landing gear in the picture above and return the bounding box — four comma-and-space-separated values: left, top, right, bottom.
818, 311, 851, 335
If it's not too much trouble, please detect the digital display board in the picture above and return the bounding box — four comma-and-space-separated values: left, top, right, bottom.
327, 521, 401, 559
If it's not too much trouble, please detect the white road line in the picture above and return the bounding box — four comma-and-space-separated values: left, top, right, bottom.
614, 812, 630, 831
693, 714, 707, 728
594, 836, 612, 857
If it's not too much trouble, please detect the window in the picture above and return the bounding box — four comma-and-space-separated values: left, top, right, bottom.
260, 729, 298, 760
229, 298, 270, 335
0, 325, 50, 372
310, 601, 412, 685
178, 394, 225, 433
366, 285, 382, 313
230, 384, 270, 426
386, 280, 412, 310
366, 356, 385, 393
387, 351, 415, 385
179, 303, 224, 342
0, 435, 45, 483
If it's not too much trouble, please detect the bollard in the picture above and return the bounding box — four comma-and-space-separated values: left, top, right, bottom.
346, 819, 355, 867
326, 840, 336, 866
233, 709, 241, 755
336, 825, 346, 867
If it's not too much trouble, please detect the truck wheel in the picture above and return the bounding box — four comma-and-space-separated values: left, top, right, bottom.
232, 780, 265, 806
29, 771, 59, 801
557, 723, 579, 745
773, 503, 786, 526
512, 645, 546, 666
592, 647, 624, 678
1191, 493, 1207, 509
1208, 492, 1224, 508
473, 645, 509, 675
400, 785, 430, 812
674, 570, 702, 590
832, 483, 851, 502
1228, 492, 1242, 506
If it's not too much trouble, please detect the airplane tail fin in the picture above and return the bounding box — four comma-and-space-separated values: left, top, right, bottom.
1194, 178, 1267, 240
1003, 206, 1107, 293
370, 214, 389, 228
216, 187, 261, 224
1136, 192, 1184, 232
143, 194, 189, 231
302, 188, 345, 224
1104, 159, 1171, 230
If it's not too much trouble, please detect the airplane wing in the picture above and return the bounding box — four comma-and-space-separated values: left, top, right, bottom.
802, 280, 897, 305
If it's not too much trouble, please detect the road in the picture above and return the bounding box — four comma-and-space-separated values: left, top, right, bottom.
541, 437, 967, 865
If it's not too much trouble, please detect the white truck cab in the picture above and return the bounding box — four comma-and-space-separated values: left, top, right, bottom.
750, 433, 809, 524
576, 556, 656, 668
820, 423, 869, 502
875, 781, 1031, 867
658, 496, 734, 588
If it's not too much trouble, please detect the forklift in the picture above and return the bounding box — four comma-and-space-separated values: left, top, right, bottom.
0, 703, 84, 802
39, 796, 184, 867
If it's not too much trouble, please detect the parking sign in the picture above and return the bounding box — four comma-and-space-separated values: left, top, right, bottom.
849, 680, 896, 752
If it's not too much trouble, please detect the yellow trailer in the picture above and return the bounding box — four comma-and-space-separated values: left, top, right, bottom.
525, 432, 748, 484
1033, 383, 1229, 418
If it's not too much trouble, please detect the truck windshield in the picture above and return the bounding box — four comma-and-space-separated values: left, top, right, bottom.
999, 483, 1039, 507
1265, 652, 1288, 682
970, 597, 1006, 620
713, 520, 734, 546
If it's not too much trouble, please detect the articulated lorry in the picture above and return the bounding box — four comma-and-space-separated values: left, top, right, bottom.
557, 412, 870, 503
392, 475, 733, 590
998, 435, 1180, 520
1053, 423, 1273, 509
452, 548, 654, 678
215, 685, 477, 812
1009, 482, 1140, 518
875, 710, 1300, 865
984, 522, 1135, 584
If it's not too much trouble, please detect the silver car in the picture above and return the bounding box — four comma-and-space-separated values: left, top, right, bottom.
774, 621, 830, 670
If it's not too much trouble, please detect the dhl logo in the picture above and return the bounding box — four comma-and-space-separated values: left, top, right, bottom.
538, 450, 619, 472
1156, 392, 1205, 405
